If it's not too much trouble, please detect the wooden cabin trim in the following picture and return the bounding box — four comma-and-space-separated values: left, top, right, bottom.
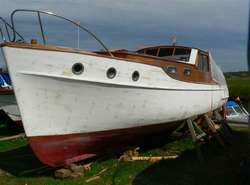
1, 42, 216, 84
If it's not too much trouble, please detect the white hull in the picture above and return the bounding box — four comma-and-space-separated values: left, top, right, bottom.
2, 46, 228, 137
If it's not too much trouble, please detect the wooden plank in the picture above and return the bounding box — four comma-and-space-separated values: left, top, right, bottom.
187, 119, 197, 142
0, 133, 25, 141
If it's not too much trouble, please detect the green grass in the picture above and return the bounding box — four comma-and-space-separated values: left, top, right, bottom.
0, 124, 27, 152
0, 138, 27, 152
0, 127, 250, 185
225, 71, 250, 98
0, 136, 197, 185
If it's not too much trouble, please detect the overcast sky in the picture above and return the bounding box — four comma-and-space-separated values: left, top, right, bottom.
0, 0, 249, 72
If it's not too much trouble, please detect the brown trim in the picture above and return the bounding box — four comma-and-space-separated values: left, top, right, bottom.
1, 42, 216, 84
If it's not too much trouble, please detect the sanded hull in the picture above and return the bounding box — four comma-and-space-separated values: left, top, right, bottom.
28, 121, 180, 167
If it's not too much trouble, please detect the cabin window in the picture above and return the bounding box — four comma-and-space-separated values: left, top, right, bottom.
145, 48, 158, 56
158, 48, 174, 57
137, 49, 145, 54
184, 68, 191, 76
165, 66, 177, 75
158, 47, 191, 62
227, 107, 237, 116
198, 53, 209, 72
234, 106, 243, 114
173, 48, 191, 61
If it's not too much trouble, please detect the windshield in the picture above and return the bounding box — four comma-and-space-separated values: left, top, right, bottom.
234, 106, 244, 114
165, 48, 191, 61
138, 47, 191, 62
227, 107, 237, 116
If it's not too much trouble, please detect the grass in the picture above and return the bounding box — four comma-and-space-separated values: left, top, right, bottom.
0, 138, 27, 152
0, 127, 250, 185
0, 130, 197, 185
225, 71, 250, 98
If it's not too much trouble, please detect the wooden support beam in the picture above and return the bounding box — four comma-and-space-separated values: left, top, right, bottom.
204, 115, 217, 133
186, 118, 204, 163
0, 133, 25, 142
187, 119, 197, 142
214, 110, 233, 141
204, 114, 225, 147
131, 156, 178, 163
171, 121, 186, 137
214, 110, 223, 121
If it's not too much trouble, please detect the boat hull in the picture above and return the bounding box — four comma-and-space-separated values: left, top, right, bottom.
1, 45, 228, 166
29, 121, 180, 167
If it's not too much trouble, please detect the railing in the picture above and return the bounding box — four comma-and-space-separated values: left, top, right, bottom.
10, 9, 113, 57
0, 17, 24, 42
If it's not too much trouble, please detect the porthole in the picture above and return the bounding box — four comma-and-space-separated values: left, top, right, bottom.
72, 63, 84, 75
165, 66, 177, 75
107, 67, 117, 79
184, 68, 192, 76
132, 71, 140, 81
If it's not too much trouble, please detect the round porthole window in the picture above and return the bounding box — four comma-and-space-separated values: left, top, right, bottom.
72, 63, 84, 75
132, 71, 140, 81
107, 67, 117, 79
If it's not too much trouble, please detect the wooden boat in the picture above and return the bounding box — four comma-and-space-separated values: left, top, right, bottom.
0, 10, 228, 167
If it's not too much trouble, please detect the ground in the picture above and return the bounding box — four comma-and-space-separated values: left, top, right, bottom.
0, 126, 249, 185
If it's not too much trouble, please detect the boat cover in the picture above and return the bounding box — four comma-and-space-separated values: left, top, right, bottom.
0, 73, 11, 86
209, 53, 227, 86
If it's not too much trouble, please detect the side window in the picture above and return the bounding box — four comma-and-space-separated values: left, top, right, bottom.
137, 49, 145, 54
174, 48, 191, 61
158, 48, 174, 57
198, 53, 209, 72
145, 48, 158, 56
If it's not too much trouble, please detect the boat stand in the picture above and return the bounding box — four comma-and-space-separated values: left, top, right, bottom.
203, 114, 225, 147
214, 110, 233, 139
185, 112, 231, 162
186, 118, 206, 162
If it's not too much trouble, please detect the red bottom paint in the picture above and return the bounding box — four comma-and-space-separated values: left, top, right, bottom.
28, 122, 181, 167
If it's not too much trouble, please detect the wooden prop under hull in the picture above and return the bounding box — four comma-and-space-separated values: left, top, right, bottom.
0, 88, 13, 94
28, 122, 181, 167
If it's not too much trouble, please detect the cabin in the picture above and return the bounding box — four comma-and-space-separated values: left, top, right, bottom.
98, 45, 214, 84
136, 45, 208, 69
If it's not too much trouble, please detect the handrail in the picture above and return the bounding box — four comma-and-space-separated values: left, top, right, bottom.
0, 17, 25, 42
0, 28, 3, 41
10, 9, 114, 57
